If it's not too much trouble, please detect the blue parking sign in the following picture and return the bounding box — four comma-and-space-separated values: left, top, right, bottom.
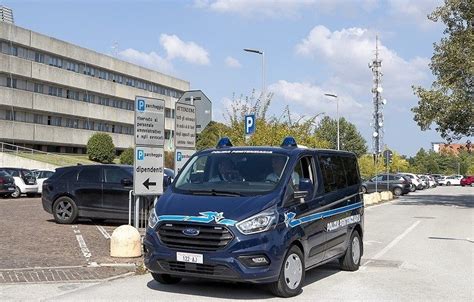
244, 114, 255, 135
137, 99, 145, 112
137, 149, 145, 160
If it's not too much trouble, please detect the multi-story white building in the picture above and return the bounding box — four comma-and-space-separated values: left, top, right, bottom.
0, 21, 190, 153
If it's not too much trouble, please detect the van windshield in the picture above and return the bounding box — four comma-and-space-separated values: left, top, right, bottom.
174, 151, 289, 196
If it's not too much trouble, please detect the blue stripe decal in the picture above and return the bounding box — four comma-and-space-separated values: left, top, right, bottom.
157, 211, 237, 226
284, 202, 363, 228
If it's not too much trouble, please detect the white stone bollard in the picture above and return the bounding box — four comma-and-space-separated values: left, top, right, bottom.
110, 225, 142, 258
373, 192, 382, 204
381, 191, 390, 201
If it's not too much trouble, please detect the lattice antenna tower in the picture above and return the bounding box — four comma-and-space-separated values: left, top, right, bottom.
369, 35, 385, 156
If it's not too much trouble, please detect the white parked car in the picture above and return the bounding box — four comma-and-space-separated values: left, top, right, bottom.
0, 168, 38, 198
399, 173, 423, 191
33, 169, 55, 194
438, 175, 462, 186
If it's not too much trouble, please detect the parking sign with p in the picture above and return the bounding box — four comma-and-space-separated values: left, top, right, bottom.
245, 114, 255, 135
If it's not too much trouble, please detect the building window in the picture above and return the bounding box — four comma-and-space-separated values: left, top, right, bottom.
34, 114, 43, 124
34, 52, 44, 63
34, 83, 43, 93
6, 78, 17, 88
5, 110, 15, 121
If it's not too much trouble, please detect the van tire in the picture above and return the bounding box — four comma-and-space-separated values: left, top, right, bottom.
53, 197, 78, 224
151, 273, 181, 284
269, 245, 305, 297
339, 230, 362, 271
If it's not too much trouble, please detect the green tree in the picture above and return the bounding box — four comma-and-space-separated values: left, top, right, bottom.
358, 154, 385, 180
196, 92, 330, 149
119, 147, 134, 165
196, 121, 231, 150
412, 0, 474, 141
315, 116, 368, 157
388, 152, 411, 173
86, 132, 115, 163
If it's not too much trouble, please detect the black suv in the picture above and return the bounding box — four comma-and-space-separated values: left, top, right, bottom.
361, 173, 411, 196
42, 164, 172, 224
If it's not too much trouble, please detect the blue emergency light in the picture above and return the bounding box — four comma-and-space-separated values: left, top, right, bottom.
216, 137, 233, 148
281, 136, 298, 148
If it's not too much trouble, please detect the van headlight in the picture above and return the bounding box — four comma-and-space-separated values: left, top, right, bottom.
236, 210, 277, 235
148, 208, 159, 229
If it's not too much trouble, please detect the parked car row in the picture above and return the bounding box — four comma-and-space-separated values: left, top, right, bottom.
0, 167, 55, 198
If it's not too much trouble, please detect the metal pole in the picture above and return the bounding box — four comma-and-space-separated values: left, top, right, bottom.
387, 156, 389, 191
128, 190, 134, 225
375, 155, 378, 193
262, 51, 265, 101
134, 196, 140, 229
337, 97, 340, 150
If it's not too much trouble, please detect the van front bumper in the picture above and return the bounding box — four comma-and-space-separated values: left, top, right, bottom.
143, 225, 287, 284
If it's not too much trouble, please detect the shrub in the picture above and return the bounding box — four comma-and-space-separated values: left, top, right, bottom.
87, 133, 116, 163
120, 147, 134, 165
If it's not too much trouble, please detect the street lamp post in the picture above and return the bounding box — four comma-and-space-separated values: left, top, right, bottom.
324, 93, 339, 150
243, 48, 265, 99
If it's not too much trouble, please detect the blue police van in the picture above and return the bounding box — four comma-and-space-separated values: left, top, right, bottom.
144, 137, 364, 297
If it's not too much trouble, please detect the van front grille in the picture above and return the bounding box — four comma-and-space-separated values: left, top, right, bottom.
157, 223, 233, 251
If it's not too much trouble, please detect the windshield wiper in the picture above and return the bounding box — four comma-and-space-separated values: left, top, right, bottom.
190, 189, 244, 197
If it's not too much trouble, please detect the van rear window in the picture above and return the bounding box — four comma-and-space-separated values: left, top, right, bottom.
318, 154, 359, 192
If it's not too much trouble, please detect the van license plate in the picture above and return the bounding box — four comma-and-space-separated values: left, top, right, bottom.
176, 252, 203, 264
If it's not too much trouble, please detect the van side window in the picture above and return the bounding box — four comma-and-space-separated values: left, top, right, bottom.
78, 167, 102, 183
293, 156, 314, 190
318, 155, 347, 192
342, 156, 359, 186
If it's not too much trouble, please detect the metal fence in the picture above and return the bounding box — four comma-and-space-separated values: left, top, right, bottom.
128, 190, 157, 230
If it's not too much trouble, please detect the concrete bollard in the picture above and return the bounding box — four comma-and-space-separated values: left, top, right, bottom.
373, 192, 382, 204
110, 225, 142, 258
381, 191, 390, 201
388, 191, 394, 200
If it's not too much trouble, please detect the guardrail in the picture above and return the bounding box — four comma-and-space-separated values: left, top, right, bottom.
128, 190, 157, 231
0, 142, 51, 155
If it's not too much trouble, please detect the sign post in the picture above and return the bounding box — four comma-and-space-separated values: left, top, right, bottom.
174, 102, 196, 175
134, 97, 165, 196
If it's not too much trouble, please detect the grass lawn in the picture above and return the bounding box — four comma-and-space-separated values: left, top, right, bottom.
15, 152, 120, 167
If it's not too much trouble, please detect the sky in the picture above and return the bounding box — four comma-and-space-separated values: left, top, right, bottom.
3, 0, 454, 156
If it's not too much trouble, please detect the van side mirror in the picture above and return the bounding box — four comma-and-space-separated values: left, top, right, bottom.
121, 178, 133, 187
294, 178, 313, 202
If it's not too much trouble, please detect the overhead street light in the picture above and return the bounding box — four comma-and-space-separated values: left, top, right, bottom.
243, 48, 265, 100
324, 93, 340, 150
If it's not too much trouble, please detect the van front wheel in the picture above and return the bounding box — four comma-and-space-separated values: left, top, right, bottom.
269, 245, 304, 297
339, 231, 362, 271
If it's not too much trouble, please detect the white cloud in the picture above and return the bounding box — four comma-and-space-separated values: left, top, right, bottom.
160, 34, 210, 65
194, 0, 378, 18
118, 48, 174, 74
388, 0, 442, 29
225, 56, 242, 68
295, 25, 430, 101
268, 80, 368, 123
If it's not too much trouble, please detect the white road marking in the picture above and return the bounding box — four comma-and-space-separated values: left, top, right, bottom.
362, 220, 421, 269
95, 224, 111, 239
72, 226, 92, 264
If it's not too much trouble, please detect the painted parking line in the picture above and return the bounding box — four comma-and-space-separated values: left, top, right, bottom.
95, 224, 111, 240
362, 220, 421, 269
72, 225, 92, 264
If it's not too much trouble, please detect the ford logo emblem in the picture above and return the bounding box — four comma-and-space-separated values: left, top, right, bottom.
182, 228, 200, 236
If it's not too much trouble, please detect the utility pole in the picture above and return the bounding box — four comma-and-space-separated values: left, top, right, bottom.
369, 35, 386, 192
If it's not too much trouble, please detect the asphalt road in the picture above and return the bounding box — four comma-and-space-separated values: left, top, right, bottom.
1, 186, 473, 301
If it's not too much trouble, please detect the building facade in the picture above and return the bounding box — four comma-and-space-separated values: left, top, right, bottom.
0, 21, 190, 153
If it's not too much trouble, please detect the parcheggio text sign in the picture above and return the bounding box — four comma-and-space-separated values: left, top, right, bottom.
134, 146, 164, 195
135, 97, 165, 147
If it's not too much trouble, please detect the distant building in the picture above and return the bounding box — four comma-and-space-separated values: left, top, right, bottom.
0, 21, 204, 153
432, 142, 472, 155
0, 6, 14, 24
